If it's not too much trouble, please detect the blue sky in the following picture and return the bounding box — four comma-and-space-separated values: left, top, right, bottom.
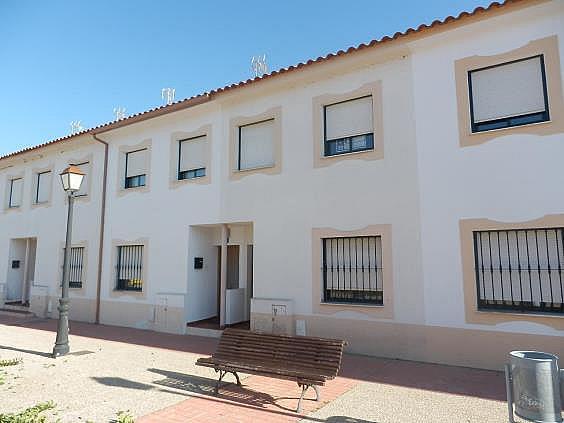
0, 0, 489, 156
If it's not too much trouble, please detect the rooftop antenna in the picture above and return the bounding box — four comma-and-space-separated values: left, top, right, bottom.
70, 120, 83, 134
161, 88, 175, 106
113, 106, 126, 121
251, 54, 268, 78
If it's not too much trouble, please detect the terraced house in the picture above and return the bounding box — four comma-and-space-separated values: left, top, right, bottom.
1, 0, 563, 370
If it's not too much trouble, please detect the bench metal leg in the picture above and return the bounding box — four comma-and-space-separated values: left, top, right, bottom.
297, 384, 320, 413
214, 369, 242, 394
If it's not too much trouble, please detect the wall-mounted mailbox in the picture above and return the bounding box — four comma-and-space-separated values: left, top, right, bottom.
194, 257, 204, 269
11, 260, 20, 269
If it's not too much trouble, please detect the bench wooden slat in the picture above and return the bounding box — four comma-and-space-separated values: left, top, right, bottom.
222, 330, 345, 347
196, 328, 346, 412
215, 344, 342, 363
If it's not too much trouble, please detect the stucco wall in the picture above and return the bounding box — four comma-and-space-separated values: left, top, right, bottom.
0, 0, 562, 367
410, 0, 564, 337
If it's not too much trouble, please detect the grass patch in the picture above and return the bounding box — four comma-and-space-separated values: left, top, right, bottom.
113, 410, 135, 423
0, 401, 55, 423
0, 358, 21, 368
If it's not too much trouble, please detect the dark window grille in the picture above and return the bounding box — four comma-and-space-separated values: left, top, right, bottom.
179, 167, 205, 180
322, 236, 383, 305
324, 133, 374, 157
468, 55, 549, 133
116, 245, 144, 291
125, 174, 146, 188
473, 228, 564, 314
67, 247, 84, 288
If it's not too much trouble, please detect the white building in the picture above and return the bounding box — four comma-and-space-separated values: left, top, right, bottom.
1, 0, 563, 369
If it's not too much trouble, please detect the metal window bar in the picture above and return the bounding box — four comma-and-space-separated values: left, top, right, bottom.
63, 246, 84, 289
322, 236, 383, 305
473, 228, 564, 314
116, 245, 143, 291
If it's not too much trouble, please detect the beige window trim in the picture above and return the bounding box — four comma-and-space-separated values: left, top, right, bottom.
3, 172, 25, 212
117, 140, 151, 196
460, 215, 564, 330
312, 225, 394, 319
110, 238, 148, 299
229, 106, 282, 181
169, 124, 212, 188
31, 165, 54, 208
455, 35, 564, 147
312, 81, 384, 168
58, 240, 88, 296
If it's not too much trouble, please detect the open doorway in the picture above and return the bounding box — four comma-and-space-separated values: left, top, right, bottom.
186, 224, 253, 332
6, 238, 37, 306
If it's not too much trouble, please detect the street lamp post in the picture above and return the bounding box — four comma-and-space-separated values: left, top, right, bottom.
53, 165, 84, 357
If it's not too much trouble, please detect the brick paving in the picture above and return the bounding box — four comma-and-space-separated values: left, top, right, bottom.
139, 375, 357, 423
1, 315, 511, 422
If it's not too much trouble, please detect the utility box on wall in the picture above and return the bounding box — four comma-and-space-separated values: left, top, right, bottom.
250, 298, 294, 335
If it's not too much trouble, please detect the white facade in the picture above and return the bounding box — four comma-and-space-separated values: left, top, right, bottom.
1, 0, 563, 369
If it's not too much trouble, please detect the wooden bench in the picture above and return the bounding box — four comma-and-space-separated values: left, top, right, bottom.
196, 328, 346, 412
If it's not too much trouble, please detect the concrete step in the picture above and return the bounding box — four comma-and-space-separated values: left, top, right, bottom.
1, 303, 31, 313
0, 308, 35, 318
185, 326, 222, 338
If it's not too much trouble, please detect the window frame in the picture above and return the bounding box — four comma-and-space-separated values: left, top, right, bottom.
468, 54, 550, 133
460, 216, 564, 331
321, 235, 384, 306
124, 148, 147, 189
237, 118, 276, 171
35, 170, 52, 204
72, 161, 90, 197
116, 244, 144, 292
68, 246, 85, 289
472, 227, 564, 315
323, 95, 375, 157
177, 135, 207, 180
8, 177, 23, 208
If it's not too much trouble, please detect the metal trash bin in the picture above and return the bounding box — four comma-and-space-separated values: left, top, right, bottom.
505, 351, 563, 423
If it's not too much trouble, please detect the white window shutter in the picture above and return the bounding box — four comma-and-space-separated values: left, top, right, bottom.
471, 56, 546, 123
179, 136, 207, 172
325, 96, 373, 140
126, 149, 148, 177
10, 178, 23, 207
239, 120, 275, 170
36, 171, 51, 203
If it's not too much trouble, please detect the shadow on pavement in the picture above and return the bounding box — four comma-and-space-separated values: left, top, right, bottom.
91, 376, 154, 390
0, 344, 53, 358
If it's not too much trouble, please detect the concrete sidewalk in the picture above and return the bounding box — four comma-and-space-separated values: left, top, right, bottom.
0, 315, 514, 422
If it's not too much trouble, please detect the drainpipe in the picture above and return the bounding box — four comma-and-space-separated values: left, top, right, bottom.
92, 134, 109, 324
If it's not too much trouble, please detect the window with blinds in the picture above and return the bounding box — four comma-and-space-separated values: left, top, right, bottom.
73, 162, 90, 196
116, 245, 144, 291
9, 178, 23, 208
324, 96, 374, 156
178, 135, 207, 180
238, 119, 275, 170
125, 149, 147, 188
469, 55, 549, 132
35, 171, 52, 203
322, 236, 383, 305
473, 228, 564, 314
